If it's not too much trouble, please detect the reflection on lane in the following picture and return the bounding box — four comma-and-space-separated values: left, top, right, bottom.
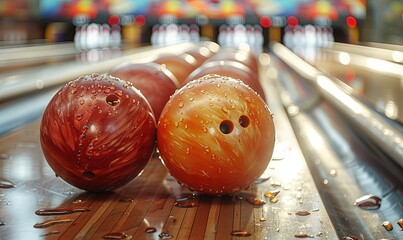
0, 46, 123, 74
268, 51, 403, 240
272, 42, 403, 167
0, 42, 195, 102
331, 42, 403, 64
288, 44, 403, 125
314, 60, 402, 124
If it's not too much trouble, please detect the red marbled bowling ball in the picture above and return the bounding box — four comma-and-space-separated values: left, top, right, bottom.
157, 74, 275, 195
110, 62, 179, 120
154, 53, 198, 87
185, 60, 266, 101
40, 73, 156, 191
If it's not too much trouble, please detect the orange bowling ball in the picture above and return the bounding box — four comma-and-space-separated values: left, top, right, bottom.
157, 74, 275, 195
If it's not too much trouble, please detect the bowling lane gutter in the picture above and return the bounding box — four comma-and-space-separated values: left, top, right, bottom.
269, 43, 403, 239
321, 47, 403, 78
329, 42, 403, 65
0, 88, 59, 137
270, 42, 403, 169
0, 42, 197, 102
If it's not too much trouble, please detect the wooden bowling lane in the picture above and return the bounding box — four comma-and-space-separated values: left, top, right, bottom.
0, 58, 338, 239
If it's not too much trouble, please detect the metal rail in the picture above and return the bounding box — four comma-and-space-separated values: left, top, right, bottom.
269, 42, 403, 239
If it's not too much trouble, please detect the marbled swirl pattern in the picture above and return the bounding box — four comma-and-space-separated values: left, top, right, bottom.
157, 75, 275, 195
40, 73, 156, 191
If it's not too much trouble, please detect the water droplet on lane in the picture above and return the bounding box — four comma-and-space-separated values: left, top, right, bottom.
0, 179, 16, 188
231, 230, 251, 237
255, 174, 270, 184
295, 210, 311, 216
382, 221, 393, 231
145, 227, 157, 233
33, 219, 73, 228
264, 190, 280, 198
158, 232, 173, 239
315, 232, 323, 237
269, 198, 279, 203
354, 194, 381, 210
397, 219, 403, 230
342, 235, 359, 240
103, 232, 128, 239
158, 215, 175, 239
174, 198, 198, 208
35, 206, 91, 215
246, 197, 266, 206
294, 233, 314, 238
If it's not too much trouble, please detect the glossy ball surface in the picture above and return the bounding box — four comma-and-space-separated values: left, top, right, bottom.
110, 62, 179, 120
154, 53, 198, 87
206, 47, 258, 74
157, 74, 275, 195
40, 73, 156, 191
185, 60, 265, 101
185, 46, 215, 67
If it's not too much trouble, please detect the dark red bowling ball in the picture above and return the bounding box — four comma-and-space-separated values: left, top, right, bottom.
154, 53, 198, 87
40, 73, 156, 191
110, 62, 179, 120
157, 74, 275, 195
185, 60, 266, 101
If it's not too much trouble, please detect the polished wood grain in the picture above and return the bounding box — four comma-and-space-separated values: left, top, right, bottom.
0, 55, 338, 240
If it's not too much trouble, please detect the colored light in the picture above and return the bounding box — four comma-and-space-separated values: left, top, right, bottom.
135, 15, 146, 27
259, 16, 272, 28
346, 16, 357, 28
287, 16, 298, 28
108, 15, 120, 26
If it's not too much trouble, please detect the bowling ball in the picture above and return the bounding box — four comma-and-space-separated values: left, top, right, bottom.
185, 60, 266, 101
206, 46, 258, 74
185, 46, 215, 67
40, 73, 156, 191
154, 53, 198, 87
110, 62, 179, 120
157, 74, 275, 195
